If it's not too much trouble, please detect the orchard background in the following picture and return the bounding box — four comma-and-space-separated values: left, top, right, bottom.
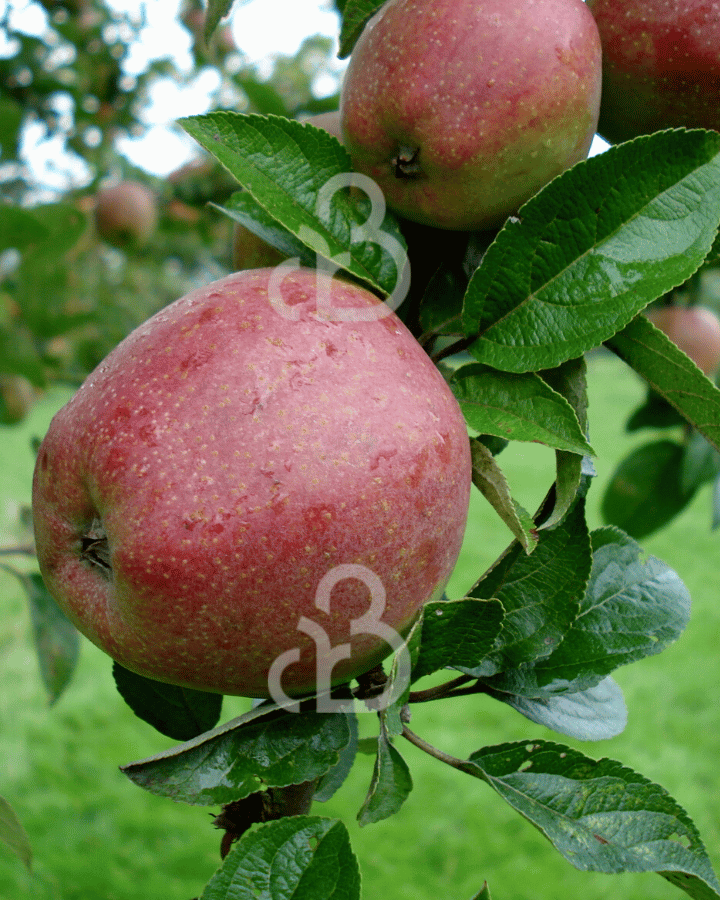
3, 1, 720, 899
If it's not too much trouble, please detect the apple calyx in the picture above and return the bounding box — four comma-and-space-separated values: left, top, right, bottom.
81, 518, 112, 577
393, 145, 423, 178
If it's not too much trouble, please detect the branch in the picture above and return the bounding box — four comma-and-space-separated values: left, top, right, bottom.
0, 544, 36, 557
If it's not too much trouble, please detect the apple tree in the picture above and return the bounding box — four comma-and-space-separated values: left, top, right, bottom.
4, 1, 720, 899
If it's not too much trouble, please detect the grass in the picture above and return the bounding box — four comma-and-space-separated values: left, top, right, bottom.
1, 352, 719, 900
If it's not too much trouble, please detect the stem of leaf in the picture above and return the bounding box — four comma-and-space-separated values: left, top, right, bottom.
408, 674, 475, 703
401, 724, 480, 778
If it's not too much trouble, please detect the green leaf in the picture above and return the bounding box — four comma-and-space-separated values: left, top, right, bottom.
0, 796, 31, 870
411, 597, 505, 682
462, 129, 720, 372
180, 112, 408, 303
0, 204, 49, 253
470, 438, 538, 553
1, 567, 80, 704
217, 191, 312, 262
487, 676, 627, 742
607, 312, 720, 453
357, 722, 413, 826
112, 662, 223, 742
313, 710, 359, 803
451, 363, 595, 456
201, 816, 360, 900
712, 475, 720, 530
494, 527, 690, 695
418, 261, 467, 338
203, 0, 232, 45
471, 884, 492, 900
601, 439, 693, 539
626, 388, 686, 432
237, 76, 289, 118
121, 706, 352, 806
338, 0, 384, 58
468, 500, 592, 676
0, 96, 23, 160
19, 202, 86, 258
467, 741, 720, 898
681, 432, 720, 494
538, 357, 592, 530
0, 327, 46, 386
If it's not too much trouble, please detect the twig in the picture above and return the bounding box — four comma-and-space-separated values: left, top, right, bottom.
0, 544, 36, 557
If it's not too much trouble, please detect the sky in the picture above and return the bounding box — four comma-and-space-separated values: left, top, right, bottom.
109, 0, 345, 175
2, 0, 344, 183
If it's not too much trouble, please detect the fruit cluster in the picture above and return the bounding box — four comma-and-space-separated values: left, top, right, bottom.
32, 0, 720, 702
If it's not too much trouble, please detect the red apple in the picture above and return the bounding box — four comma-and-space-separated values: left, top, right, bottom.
94, 180, 158, 248
587, 0, 720, 144
340, 0, 601, 230
299, 110, 343, 142
32, 268, 472, 698
645, 304, 720, 377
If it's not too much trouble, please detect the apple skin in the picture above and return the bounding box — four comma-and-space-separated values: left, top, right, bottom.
587, 0, 720, 144
340, 0, 601, 230
94, 180, 158, 248
32, 268, 472, 698
645, 304, 720, 377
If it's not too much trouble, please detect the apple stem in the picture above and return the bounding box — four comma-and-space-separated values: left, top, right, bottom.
80, 517, 112, 577
392, 145, 423, 179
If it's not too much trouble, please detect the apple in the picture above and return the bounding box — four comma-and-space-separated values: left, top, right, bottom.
0, 374, 36, 424
94, 180, 158, 248
587, 0, 720, 144
299, 110, 343, 142
645, 304, 720, 377
32, 267, 472, 698
339, 0, 602, 230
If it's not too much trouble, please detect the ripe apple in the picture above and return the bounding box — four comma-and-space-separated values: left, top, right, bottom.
339, 0, 602, 230
645, 304, 720, 377
587, 0, 720, 143
32, 268, 472, 698
299, 110, 343, 141
94, 180, 158, 248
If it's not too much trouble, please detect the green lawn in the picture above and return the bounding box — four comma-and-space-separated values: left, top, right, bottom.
2, 352, 719, 900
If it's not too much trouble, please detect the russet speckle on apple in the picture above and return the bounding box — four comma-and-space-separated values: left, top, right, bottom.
32, 268, 472, 698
